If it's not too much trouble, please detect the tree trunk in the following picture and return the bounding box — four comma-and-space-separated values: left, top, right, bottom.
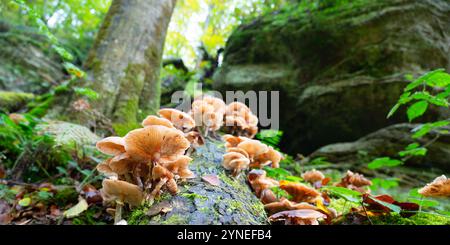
52, 0, 177, 134
128, 140, 268, 225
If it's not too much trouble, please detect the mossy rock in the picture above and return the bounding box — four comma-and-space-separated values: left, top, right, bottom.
36, 120, 100, 154
128, 140, 268, 225
0, 90, 34, 113
214, 0, 450, 154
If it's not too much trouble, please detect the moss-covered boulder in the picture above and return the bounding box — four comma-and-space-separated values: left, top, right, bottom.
128, 140, 267, 225
213, 0, 450, 154
309, 123, 450, 171
0, 90, 34, 112
0, 22, 64, 94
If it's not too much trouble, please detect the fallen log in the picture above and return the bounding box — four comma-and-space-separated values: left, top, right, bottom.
127, 139, 268, 225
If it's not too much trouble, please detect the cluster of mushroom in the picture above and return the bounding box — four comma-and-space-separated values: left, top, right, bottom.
418, 175, 450, 197
224, 101, 259, 138
96, 111, 198, 224
246, 169, 336, 225
222, 135, 283, 176
188, 96, 259, 139
336, 170, 372, 193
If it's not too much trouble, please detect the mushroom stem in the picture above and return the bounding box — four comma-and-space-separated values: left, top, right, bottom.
114, 201, 124, 225
152, 178, 168, 196
186, 147, 194, 156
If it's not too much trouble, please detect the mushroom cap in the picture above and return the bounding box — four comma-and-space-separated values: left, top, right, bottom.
100, 179, 143, 206
201, 95, 226, 114
224, 115, 248, 128
260, 189, 278, 204
279, 181, 321, 203
226, 101, 251, 115
264, 198, 317, 215
302, 170, 325, 183
337, 170, 372, 188
253, 147, 282, 168
96, 159, 118, 179
269, 209, 326, 225
124, 125, 190, 162
247, 169, 279, 196
237, 139, 269, 158
162, 155, 195, 179
141, 115, 174, 128
108, 153, 136, 175
226, 147, 250, 158
96, 136, 125, 155
222, 135, 248, 148
152, 163, 174, 180
184, 131, 204, 147
418, 175, 450, 197
158, 108, 195, 130
190, 101, 216, 127
222, 152, 250, 172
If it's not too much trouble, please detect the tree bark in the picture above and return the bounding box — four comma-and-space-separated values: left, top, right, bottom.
128, 140, 268, 225
52, 0, 177, 134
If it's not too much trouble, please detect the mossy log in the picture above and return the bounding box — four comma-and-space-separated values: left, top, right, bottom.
0, 90, 34, 113
128, 140, 268, 225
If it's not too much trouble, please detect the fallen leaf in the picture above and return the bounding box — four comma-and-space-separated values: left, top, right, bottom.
82, 184, 102, 204
49, 205, 61, 216
202, 174, 221, 186
0, 200, 12, 225
64, 197, 88, 218
18, 197, 31, 207
0, 164, 5, 179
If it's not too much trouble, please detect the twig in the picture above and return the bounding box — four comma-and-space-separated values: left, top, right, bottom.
360, 202, 373, 225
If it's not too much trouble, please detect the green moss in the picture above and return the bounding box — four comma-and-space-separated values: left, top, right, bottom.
127, 206, 150, 225
371, 212, 450, 225
0, 91, 34, 112
161, 214, 189, 225
54, 187, 78, 206
181, 192, 208, 201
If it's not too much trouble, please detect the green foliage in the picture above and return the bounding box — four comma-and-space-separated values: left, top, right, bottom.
388, 69, 450, 119
398, 143, 427, 157
367, 157, 403, 170
256, 129, 283, 149
370, 178, 399, 191
0, 113, 70, 180
322, 186, 362, 203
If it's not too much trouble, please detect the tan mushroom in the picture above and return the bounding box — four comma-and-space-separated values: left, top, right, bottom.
162, 155, 195, 179
96, 159, 118, 179
226, 147, 249, 159
222, 152, 250, 176
96, 136, 126, 156
222, 134, 248, 148
260, 189, 278, 204
158, 108, 195, 131
201, 95, 226, 114
100, 179, 144, 224
141, 115, 174, 128
224, 102, 259, 138
150, 163, 177, 199
252, 146, 282, 168
236, 139, 269, 162
418, 175, 450, 197
279, 181, 321, 203
302, 169, 325, 184
336, 170, 372, 193
8, 113, 26, 124
269, 209, 326, 225
185, 131, 204, 148
247, 169, 279, 197
264, 198, 317, 215
124, 125, 190, 163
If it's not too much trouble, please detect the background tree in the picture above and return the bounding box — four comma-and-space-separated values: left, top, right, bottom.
51, 0, 177, 135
